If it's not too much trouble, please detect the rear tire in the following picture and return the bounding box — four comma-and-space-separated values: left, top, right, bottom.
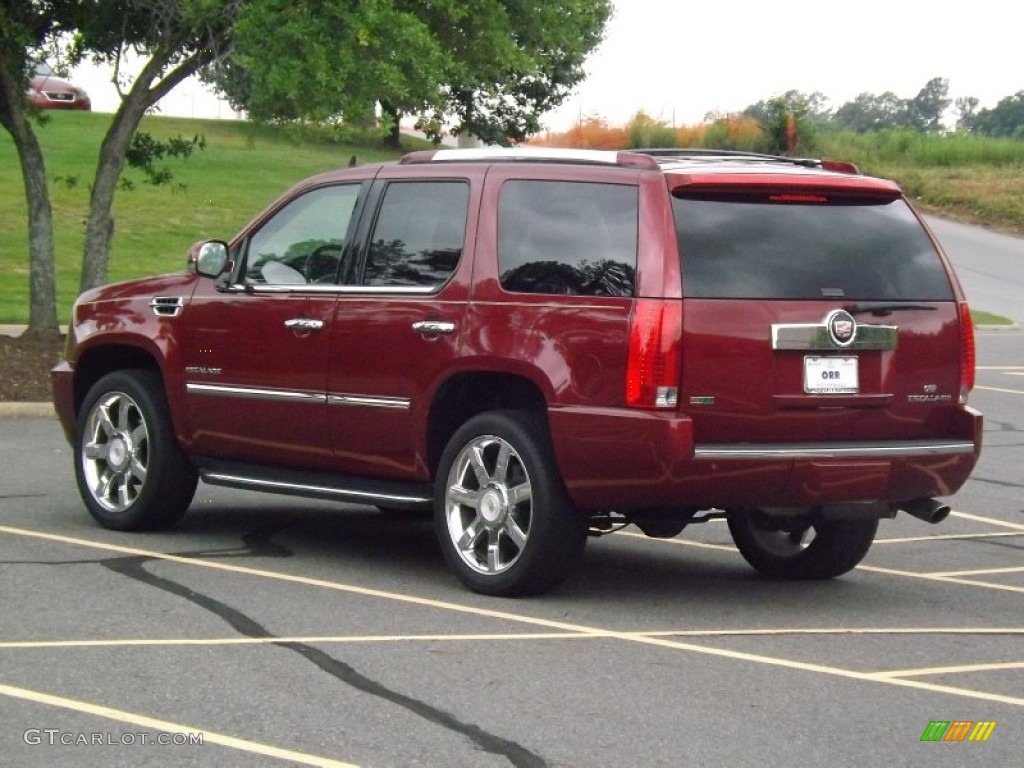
74, 370, 197, 531
727, 510, 877, 579
434, 410, 587, 596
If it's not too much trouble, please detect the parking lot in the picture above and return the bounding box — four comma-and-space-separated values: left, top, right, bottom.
1, 328, 1021, 767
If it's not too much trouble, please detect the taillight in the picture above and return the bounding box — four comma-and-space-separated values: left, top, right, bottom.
958, 302, 975, 405
626, 300, 681, 408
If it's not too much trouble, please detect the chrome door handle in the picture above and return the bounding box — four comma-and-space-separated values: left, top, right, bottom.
284, 318, 324, 332
412, 320, 455, 336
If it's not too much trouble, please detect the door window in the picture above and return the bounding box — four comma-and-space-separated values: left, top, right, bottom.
497, 180, 638, 297
245, 184, 361, 285
363, 181, 469, 288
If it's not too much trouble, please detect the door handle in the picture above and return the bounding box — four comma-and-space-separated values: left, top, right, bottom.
284, 318, 324, 332
412, 320, 455, 337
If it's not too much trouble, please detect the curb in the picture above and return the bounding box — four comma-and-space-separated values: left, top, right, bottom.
0, 402, 55, 418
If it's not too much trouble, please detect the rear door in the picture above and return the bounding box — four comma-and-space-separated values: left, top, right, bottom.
669, 179, 964, 448
325, 167, 481, 481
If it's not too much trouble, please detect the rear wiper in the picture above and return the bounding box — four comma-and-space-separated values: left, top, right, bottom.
847, 303, 938, 317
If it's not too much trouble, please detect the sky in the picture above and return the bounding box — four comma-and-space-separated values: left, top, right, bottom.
69, 0, 1022, 132
542, 0, 1022, 131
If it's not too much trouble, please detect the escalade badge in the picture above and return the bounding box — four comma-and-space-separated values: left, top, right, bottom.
825, 309, 856, 348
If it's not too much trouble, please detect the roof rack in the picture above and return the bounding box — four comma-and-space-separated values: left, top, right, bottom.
638, 147, 861, 175
400, 147, 659, 170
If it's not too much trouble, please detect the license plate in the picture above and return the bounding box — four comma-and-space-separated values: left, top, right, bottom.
804, 356, 858, 394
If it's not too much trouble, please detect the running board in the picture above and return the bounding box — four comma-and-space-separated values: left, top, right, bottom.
195, 458, 433, 511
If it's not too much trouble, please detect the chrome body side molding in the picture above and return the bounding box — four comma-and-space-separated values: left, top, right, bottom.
187, 384, 411, 410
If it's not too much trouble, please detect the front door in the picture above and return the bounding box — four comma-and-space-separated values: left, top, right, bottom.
181, 183, 363, 469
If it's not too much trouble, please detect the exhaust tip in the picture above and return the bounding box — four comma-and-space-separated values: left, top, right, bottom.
900, 498, 951, 525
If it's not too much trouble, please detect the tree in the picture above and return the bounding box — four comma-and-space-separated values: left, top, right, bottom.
74, 0, 237, 290
211, 0, 612, 147
906, 77, 950, 132
744, 90, 831, 127
833, 91, 911, 133
954, 96, 980, 131
743, 91, 828, 154
0, 0, 81, 335
969, 91, 1024, 137
625, 111, 676, 148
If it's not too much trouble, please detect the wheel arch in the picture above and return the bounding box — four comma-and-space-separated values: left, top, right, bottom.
72, 343, 164, 421
426, 370, 548, 478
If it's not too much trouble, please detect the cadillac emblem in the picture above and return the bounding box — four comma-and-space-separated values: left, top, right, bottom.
825, 309, 857, 347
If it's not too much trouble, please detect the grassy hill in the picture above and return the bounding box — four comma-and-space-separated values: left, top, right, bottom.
2, 113, 1021, 324
0, 112, 413, 323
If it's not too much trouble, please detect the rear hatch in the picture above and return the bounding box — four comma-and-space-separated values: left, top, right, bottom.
668, 172, 967, 447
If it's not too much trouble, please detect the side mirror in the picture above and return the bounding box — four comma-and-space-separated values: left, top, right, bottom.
188, 240, 230, 278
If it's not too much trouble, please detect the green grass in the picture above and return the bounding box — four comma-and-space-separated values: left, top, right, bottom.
3, 115, 1023, 323
816, 130, 1024, 235
0, 112, 416, 323
971, 309, 1015, 326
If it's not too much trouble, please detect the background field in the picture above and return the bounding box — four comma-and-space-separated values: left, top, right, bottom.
1, 112, 1020, 324
0, 112, 406, 323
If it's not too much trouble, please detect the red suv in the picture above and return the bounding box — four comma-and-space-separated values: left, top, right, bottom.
51, 148, 982, 595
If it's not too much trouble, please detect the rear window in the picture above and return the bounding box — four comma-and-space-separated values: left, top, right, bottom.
673, 193, 955, 300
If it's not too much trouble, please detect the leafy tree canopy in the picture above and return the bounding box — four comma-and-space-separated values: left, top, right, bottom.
210, 0, 612, 145
965, 90, 1024, 138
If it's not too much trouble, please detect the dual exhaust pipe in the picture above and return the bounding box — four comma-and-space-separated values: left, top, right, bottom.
899, 498, 951, 524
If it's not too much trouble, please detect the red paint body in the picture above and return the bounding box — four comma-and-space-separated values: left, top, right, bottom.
52, 153, 982, 515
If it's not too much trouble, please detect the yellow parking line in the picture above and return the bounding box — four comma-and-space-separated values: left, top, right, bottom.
975, 385, 1024, 395
949, 511, 1024, 531
2, 627, 1023, 651
616, 531, 735, 551
0, 683, 356, 767
925, 566, 1024, 578
1, 524, 1023, 708
868, 661, 1024, 679
874, 531, 1024, 544
641, 627, 1024, 638
859, 565, 1024, 594
0, 633, 594, 650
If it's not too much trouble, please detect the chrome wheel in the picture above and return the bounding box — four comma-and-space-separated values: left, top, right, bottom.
444, 434, 533, 576
80, 390, 150, 513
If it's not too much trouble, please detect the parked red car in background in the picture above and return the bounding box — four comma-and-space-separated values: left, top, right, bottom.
27, 63, 91, 111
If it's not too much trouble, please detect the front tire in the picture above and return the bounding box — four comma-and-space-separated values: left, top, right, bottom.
727, 510, 877, 579
434, 410, 587, 596
74, 370, 197, 531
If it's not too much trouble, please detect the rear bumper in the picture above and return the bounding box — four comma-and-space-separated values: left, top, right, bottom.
549, 405, 982, 511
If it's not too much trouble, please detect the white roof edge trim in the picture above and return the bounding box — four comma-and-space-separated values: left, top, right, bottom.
429, 147, 623, 164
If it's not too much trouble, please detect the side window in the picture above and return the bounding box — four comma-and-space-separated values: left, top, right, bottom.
245, 184, 360, 285
363, 181, 469, 288
498, 180, 638, 297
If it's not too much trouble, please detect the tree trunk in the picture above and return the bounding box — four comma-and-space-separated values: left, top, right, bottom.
382, 103, 401, 150
79, 100, 142, 291
0, 64, 59, 335
79, 50, 200, 292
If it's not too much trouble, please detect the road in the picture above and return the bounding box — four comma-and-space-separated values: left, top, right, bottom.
0, 216, 1021, 766
926, 216, 1024, 323
1, 328, 1022, 767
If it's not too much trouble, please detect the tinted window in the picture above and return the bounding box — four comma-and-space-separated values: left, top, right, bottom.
498, 180, 637, 297
363, 181, 469, 288
673, 194, 954, 300
246, 184, 360, 285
